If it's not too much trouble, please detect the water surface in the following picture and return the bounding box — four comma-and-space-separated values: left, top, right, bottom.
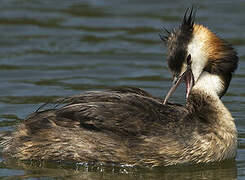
0, 0, 244, 179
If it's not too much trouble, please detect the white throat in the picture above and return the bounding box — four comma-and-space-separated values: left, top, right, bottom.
192, 71, 224, 98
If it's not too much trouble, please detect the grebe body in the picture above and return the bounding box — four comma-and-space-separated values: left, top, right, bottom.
0, 8, 238, 167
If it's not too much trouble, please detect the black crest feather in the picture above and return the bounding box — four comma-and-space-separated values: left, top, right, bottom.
159, 27, 171, 42
162, 7, 197, 73
160, 7, 196, 43
181, 7, 196, 32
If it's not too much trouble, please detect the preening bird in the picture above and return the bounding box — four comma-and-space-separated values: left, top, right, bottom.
0, 8, 238, 167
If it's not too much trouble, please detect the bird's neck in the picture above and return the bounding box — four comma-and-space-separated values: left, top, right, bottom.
186, 71, 237, 161
187, 71, 234, 126
192, 71, 224, 98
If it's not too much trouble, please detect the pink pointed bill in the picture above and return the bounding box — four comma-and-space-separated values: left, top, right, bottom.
163, 66, 194, 105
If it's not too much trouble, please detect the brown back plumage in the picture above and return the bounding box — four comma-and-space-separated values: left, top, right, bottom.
0, 8, 238, 167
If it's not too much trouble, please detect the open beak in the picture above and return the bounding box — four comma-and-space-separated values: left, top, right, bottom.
163, 65, 194, 105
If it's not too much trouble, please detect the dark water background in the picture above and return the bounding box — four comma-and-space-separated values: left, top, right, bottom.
0, 0, 244, 179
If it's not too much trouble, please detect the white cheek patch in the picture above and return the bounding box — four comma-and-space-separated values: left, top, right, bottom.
187, 34, 208, 82
191, 62, 206, 82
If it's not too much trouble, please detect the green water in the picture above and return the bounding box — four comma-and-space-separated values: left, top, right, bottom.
0, 0, 244, 179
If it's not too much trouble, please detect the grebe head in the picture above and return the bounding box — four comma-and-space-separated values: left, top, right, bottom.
161, 8, 238, 104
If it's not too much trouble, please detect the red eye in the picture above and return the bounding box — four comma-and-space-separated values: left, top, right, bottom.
187, 54, 192, 65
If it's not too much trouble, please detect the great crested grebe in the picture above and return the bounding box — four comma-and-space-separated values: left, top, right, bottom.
1, 8, 238, 167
